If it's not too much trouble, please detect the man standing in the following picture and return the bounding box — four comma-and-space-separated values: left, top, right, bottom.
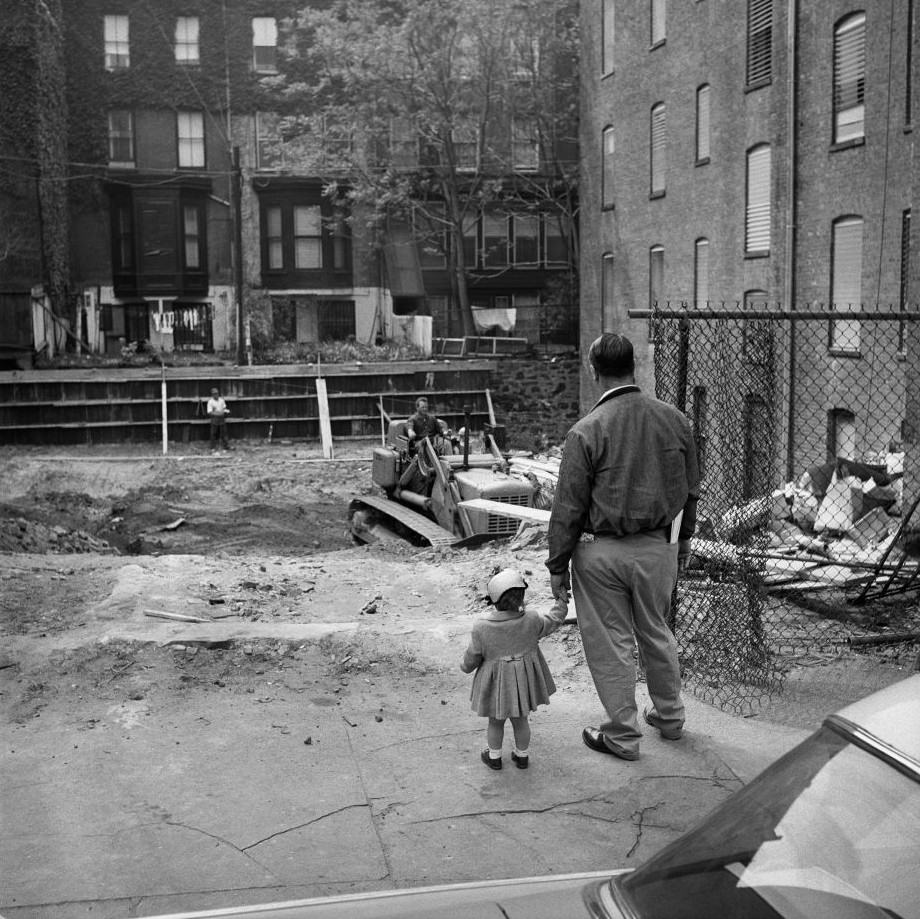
546, 333, 699, 761
206, 387, 230, 451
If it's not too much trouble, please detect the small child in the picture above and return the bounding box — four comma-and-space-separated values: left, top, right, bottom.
461, 569, 568, 770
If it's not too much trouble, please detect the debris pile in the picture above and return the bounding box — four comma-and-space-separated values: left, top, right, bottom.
695, 453, 911, 589
0, 517, 117, 554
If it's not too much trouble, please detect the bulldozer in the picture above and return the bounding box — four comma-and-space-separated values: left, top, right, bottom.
348, 419, 536, 547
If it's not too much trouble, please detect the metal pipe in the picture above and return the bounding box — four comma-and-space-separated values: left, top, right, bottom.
628, 308, 920, 321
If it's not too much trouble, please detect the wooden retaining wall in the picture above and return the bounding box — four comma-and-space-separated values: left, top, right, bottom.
0, 360, 499, 446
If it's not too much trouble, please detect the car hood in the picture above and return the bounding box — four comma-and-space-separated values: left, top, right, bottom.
132, 870, 628, 919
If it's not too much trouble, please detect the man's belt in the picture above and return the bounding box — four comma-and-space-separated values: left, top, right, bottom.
579, 526, 669, 543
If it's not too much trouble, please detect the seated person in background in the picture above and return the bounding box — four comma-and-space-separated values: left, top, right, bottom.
406, 397, 449, 445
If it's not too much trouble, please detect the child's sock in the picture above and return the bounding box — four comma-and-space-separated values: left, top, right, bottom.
513, 747, 529, 758
488, 747, 502, 760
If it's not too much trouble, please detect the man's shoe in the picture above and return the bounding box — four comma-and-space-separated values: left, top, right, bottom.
511, 751, 529, 769
643, 708, 683, 740
481, 750, 502, 770
581, 727, 639, 761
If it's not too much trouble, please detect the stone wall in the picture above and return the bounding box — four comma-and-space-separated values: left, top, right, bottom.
488, 354, 582, 452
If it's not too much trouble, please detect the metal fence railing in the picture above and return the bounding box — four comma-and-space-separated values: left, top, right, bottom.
643, 306, 920, 713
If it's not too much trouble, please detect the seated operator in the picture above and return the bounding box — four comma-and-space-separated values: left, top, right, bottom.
405, 397, 449, 445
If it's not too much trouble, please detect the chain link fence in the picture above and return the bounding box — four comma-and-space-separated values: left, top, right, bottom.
648, 307, 920, 713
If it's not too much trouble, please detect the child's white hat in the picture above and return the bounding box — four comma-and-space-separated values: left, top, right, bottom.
487, 569, 528, 604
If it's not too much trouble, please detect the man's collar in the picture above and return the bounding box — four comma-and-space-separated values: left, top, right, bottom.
593, 384, 640, 410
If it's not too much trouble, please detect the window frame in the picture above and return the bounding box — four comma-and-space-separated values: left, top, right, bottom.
602, 252, 616, 332
696, 84, 711, 164
107, 109, 135, 167
176, 110, 206, 169
833, 12, 866, 146
602, 0, 616, 74
650, 103, 667, 197
649, 245, 664, 311
104, 14, 130, 71
602, 125, 616, 209
829, 215, 864, 354
650, 0, 667, 48
511, 116, 539, 172
694, 238, 710, 309
174, 16, 200, 66
745, 144, 771, 255
746, 0, 773, 89
512, 214, 540, 268
293, 205, 324, 271
482, 212, 510, 268
252, 17, 278, 74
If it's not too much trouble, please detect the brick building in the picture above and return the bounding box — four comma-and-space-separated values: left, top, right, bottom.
0, 0, 579, 363
580, 1, 918, 484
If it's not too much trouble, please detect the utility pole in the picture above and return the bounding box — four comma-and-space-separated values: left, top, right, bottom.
232, 145, 245, 366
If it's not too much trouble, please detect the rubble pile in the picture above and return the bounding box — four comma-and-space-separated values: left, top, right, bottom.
0, 517, 117, 555
698, 453, 910, 589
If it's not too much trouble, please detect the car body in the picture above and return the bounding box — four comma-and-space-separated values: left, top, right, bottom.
139, 674, 920, 919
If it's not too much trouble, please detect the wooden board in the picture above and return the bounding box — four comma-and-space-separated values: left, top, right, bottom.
458, 498, 552, 525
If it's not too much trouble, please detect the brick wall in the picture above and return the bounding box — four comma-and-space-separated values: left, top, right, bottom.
488, 354, 581, 451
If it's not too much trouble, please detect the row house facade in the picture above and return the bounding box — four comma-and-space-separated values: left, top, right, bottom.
581, 0, 918, 497
0, 0, 579, 362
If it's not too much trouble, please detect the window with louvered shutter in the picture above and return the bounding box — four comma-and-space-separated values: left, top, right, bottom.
746, 0, 772, 87
649, 245, 664, 309
650, 103, 666, 195
603, 126, 616, 208
651, 0, 666, 45
603, 0, 615, 73
602, 253, 616, 331
745, 145, 771, 253
834, 14, 866, 143
696, 85, 711, 162
694, 239, 710, 308
830, 216, 863, 351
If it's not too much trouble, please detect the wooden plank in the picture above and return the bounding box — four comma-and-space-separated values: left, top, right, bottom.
458, 498, 551, 525
315, 378, 334, 459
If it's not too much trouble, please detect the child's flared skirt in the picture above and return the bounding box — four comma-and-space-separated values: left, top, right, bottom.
469, 648, 556, 718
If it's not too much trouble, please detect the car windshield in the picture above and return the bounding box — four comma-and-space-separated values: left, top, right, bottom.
615, 726, 920, 919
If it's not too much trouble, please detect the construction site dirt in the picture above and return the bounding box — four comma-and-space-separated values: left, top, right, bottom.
0, 440, 914, 918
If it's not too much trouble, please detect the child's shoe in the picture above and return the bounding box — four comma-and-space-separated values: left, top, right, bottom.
511, 751, 529, 769
481, 749, 502, 770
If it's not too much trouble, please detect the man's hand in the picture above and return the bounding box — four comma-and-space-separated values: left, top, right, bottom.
550, 570, 570, 599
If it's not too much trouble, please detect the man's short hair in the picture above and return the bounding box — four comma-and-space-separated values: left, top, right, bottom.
589, 333, 635, 378
415, 397, 428, 409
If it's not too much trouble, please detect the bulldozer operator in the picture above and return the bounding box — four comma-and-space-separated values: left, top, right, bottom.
406, 397, 453, 452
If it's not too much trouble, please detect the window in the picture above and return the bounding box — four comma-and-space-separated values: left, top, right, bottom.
513, 215, 539, 267
104, 15, 129, 70
650, 103, 666, 196
545, 215, 568, 265
833, 13, 866, 143
256, 112, 283, 170
175, 16, 199, 65
417, 206, 447, 269
452, 123, 478, 171
743, 393, 772, 499
294, 206, 323, 269
252, 17, 278, 73
602, 126, 616, 208
113, 202, 134, 271
651, 0, 666, 46
694, 238, 710, 308
696, 85, 711, 162
183, 205, 202, 269
692, 385, 708, 475
511, 118, 539, 171
745, 144, 771, 254
509, 37, 540, 80
602, 252, 615, 331
107, 109, 134, 166
649, 245, 664, 310
742, 289, 772, 364
603, 0, 615, 73
830, 216, 864, 352
462, 214, 478, 267
265, 207, 283, 270
483, 213, 509, 268
746, 0, 772, 87
900, 209, 911, 351
318, 300, 356, 340
177, 111, 205, 168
